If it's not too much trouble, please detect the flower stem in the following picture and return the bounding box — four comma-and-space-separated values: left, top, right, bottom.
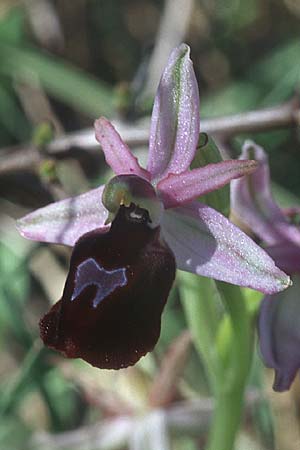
206, 282, 253, 450
206, 387, 245, 450
178, 272, 221, 395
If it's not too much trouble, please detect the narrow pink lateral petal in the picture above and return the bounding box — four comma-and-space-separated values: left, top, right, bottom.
266, 242, 300, 274
95, 117, 150, 180
157, 159, 258, 208
16, 186, 109, 246
231, 140, 300, 246
147, 44, 200, 182
161, 201, 290, 294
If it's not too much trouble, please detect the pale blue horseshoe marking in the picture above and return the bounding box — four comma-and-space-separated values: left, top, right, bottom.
71, 258, 127, 308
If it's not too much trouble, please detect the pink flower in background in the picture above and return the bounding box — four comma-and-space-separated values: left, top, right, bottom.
17, 45, 290, 370
231, 140, 300, 391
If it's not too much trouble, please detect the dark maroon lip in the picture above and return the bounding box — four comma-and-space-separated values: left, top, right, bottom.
40, 203, 176, 369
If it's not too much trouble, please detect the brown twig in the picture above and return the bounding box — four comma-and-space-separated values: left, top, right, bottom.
1, 96, 299, 175
148, 330, 192, 407
203, 95, 300, 137
143, 0, 194, 98
0, 146, 41, 174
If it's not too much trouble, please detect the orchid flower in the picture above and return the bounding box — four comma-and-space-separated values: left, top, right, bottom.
231, 140, 300, 391
17, 45, 290, 370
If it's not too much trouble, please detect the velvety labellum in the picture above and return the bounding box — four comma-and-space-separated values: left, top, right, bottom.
40, 204, 176, 369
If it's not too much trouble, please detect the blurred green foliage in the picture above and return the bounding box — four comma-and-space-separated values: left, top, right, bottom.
0, 1, 299, 449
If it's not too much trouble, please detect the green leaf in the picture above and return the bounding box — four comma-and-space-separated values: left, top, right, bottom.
0, 84, 29, 140
0, 242, 31, 344
202, 82, 261, 117
0, 344, 46, 416
0, 43, 115, 118
253, 39, 300, 105
40, 370, 84, 431
0, 8, 25, 45
191, 134, 230, 216
0, 417, 31, 450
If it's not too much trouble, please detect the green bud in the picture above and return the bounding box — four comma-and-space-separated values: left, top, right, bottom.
192, 133, 230, 217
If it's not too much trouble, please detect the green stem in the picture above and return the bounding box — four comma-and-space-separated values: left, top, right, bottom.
207, 387, 245, 450
178, 272, 221, 394
206, 282, 253, 450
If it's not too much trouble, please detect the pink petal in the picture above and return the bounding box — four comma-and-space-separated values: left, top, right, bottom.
16, 186, 109, 246
266, 242, 300, 274
161, 201, 290, 294
147, 44, 200, 182
157, 159, 258, 208
231, 140, 300, 246
95, 117, 150, 180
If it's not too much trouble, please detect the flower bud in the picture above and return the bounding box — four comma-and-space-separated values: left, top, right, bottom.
258, 275, 300, 391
